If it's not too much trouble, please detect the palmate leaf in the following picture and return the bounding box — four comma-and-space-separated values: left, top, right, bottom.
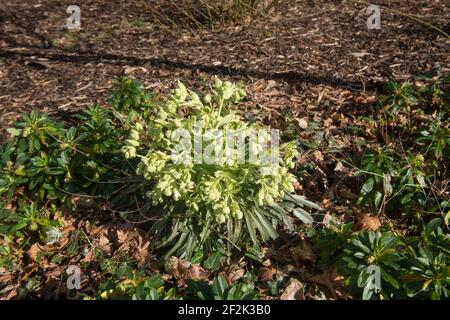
156, 194, 317, 259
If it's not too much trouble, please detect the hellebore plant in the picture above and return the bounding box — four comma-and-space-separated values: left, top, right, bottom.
121, 78, 320, 258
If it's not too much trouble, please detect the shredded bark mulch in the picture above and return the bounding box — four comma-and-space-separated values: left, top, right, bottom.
1, 0, 449, 129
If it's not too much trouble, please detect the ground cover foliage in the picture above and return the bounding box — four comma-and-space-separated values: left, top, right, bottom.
0, 71, 448, 300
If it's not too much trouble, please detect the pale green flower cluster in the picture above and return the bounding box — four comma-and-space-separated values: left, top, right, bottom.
121, 78, 298, 224
122, 122, 144, 159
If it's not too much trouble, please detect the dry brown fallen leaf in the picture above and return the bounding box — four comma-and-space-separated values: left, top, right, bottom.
115, 229, 129, 245
337, 186, 359, 200
0, 274, 15, 283
280, 263, 297, 276
303, 266, 347, 300
280, 278, 305, 300
297, 118, 308, 129
334, 161, 350, 174
1, 284, 20, 300
70, 195, 97, 210
355, 94, 377, 105
158, 69, 171, 77
124, 66, 148, 75
187, 265, 210, 281
131, 235, 151, 266
258, 267, 276, 282
293, 181, 303, 192
323, 118, 333, 128
81, 250, 95, 263
307, 272, 337, 299
97, 231, 111, 254
24, 243, 45, 263
312, 150, 324, 162
169, 257, 209, 281
98, 233, 110, 247
4, 203, 16, 212
20, 265, 39, 282
353, 208, 381, 231
227, 265, 245, 283
290, 239, 316, 265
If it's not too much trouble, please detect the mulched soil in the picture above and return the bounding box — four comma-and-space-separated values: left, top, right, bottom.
1, 0, 449, 129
